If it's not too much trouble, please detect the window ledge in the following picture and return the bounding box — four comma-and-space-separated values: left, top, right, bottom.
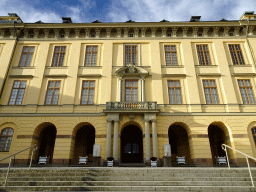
45, 66, 68, 69
12, 66, 35, 69
9, 75, 34, 78
162, 65, 184, 68
196, 73, 221, 77
79, 66, 102, 68
195, 65, 218, 67
229, 64, 253, 67
231, 73, 256, 77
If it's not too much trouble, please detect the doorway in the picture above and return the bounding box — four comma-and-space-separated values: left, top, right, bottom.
121, 125, 143, 163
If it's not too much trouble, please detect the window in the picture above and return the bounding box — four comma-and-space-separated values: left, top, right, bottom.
203, 80, 219, 104
165, 45, 178, 66
252, 127, 256, 145
45, 81, 61, 105
238, 79, 256, 104
125, 80, 138, 102
129, 33, 134, 37
0, 128, 13, 152
85, 46, 98, 66
8, 80, 26, 105
229, 44, 245, 65
196, 45, 211, 65
19, 46, 35, 67
81, 80, 95, 104
52, 46, 66, 66
168, 80, 182, 104
125, 45, 137, 66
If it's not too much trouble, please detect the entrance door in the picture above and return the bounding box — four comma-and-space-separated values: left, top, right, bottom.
121, 125, 143, 163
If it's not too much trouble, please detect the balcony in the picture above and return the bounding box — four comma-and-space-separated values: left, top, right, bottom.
105, 102, 159, 113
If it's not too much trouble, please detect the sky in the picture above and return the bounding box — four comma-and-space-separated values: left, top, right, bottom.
1, 0, 256, 23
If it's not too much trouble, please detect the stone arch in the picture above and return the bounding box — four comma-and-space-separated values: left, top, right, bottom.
247, 121, 256, 157
168, 122, 192, 164
32, 122, 57, 164
71, 122, 95, 164
208, 121, 235, 165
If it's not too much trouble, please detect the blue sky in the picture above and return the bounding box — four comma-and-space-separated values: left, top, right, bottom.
1, 0, 256, 23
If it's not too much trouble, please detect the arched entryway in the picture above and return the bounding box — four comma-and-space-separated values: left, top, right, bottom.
34, 123, 57, 164
168, 124, 192, 164
208, 123, 231, 164
73, 125, 95, 164
121, 125, 143, 163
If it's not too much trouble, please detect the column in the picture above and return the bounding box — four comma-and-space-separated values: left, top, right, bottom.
141, 78, 145, 102
113, 121, 119, 160
145, 120, 151, 160
118, 78, 122, 102
105, 120, 112, 158
152, 120, 158, 157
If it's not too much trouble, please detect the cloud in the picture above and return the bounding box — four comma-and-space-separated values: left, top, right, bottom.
106, 0, 256, 22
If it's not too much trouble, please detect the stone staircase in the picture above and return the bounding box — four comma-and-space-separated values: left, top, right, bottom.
0, 167, 256, 191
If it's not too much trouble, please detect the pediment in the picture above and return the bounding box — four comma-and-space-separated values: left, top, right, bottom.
115, 62, 149, 77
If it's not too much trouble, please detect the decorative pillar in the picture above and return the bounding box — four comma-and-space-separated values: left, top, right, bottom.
85, 28, 90, 38
224, 27, 230, 36
24, 29, 29, 38
234, 27, 240, 36
171, 27, 177, 37
9, 29, 16, 38
64, 28, 70, 38
95, 28, 100, 38
182, 27, 188, 37
124, 28, 128, 37
43, 29, 49, 38
118, 78, 122, 102
0, 29, 4, 38
33, 29, 39, 38
193, 27, 198, 37
213, 27, 219, 37
152, 120, 158, 157
75, 28, 80, 38
249, 26, 254, 36
151, 27, 156, 37
117, 28, 122, 38
54, 29, 59, 38
105, 120, 112, 158
106, 28, 111, 38
203, 27, 208, 37
134, 28, 139, 37
141, 28, 146, 37
113, 120, 119, 160
145, 120, 151, 161
162, 27, 167, 37
141, 78, 145, 102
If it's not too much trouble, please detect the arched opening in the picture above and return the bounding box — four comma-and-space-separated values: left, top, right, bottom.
208, 124, 230, 164
121, 125, 143, 163
36, 124, 57, 164
168, 124, 192, 164
73, 125, 95, 164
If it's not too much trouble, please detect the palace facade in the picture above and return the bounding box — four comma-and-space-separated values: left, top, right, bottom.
0, 12, 256, 167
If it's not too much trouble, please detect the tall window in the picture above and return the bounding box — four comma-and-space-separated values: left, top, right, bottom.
9, 80, 26, 105
196, 45, 211, 65
85, 46, 98, 66
19, 46, 35, 67
203, 80, 219, 104
125, 45, 137, 66
52, 46, 66, 66
45, 81, 61, 105
252, 127, 256, 145
238, 79, 256, 104
125, 80, 138, 102
165, 45, 178, 66
168, 80, 182, 104
81, 81, 95, 104
229, 44, 245, 65
0, 128, 13, 152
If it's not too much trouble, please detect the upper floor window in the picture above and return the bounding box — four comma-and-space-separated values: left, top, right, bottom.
168, 80, 182, 104
0, 128, 13, 152
196, 45, 211, 65
229, 44, 245, 65
85, 46, 98, 66
203, 79, 219, 104
252, 127, 256, 145
52, 46, 66, 67
9, 80, 26, 105
19, 46, 35, 67
238, 79, 256, 104
45, 81, 61, 105
165, 45, 178, 66
125, 80, 138, 102
125, 45, 137, 66
81, 80, 95, 104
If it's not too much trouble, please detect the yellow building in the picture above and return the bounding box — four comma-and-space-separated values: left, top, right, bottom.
0, 12, 256, 167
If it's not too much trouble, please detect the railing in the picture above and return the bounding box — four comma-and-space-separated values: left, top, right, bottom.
222, 144, 256, 187
0, 144, 38, 187
106, 102, 158, 110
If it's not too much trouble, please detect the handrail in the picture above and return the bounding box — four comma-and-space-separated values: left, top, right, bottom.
0, 144, 38, 187
221, 144, 256, 187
